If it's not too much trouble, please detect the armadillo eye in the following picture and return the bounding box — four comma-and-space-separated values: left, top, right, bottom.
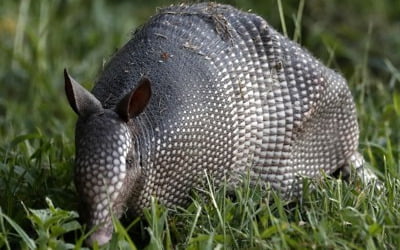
126, 158, 133, 166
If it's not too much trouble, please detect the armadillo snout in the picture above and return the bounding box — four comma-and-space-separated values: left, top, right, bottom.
86, 227, 113, 246
73, 111, 135, 244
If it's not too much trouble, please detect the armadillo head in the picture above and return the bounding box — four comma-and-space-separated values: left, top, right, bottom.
64, 70, 151, 246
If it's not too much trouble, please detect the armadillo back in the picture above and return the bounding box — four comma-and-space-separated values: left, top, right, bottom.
91, 3, 359, 211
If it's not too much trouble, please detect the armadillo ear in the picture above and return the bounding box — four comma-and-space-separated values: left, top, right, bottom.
116, 77, 151, 122
64, 69, 103, 117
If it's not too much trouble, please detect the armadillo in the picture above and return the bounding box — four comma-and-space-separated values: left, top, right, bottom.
64, 3, 378, 245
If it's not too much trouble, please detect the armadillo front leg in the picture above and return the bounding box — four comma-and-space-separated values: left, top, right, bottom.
341, 152, 382, 189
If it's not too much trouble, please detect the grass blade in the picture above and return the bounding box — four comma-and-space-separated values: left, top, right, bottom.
0, 208, 36, 249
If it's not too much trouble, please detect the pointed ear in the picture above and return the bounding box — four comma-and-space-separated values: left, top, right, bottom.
64, 69, 103, 117
115, 77, 152, 122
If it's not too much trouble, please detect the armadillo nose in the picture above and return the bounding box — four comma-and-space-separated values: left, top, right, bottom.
86, 230, 112, 246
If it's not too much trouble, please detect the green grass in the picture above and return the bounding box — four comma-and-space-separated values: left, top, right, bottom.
0, 0, 399, 249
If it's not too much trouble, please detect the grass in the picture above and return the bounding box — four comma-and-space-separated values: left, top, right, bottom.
0, 0, 399, 249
